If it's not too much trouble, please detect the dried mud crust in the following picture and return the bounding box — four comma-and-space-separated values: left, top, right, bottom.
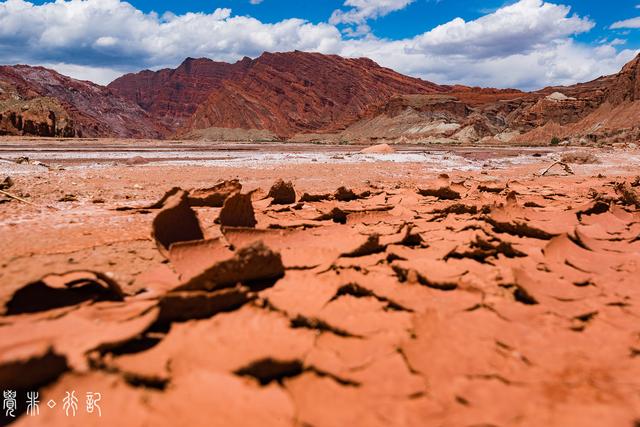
1, 161, 640, 427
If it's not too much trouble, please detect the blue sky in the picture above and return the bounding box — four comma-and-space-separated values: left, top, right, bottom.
3, 0, 640, 89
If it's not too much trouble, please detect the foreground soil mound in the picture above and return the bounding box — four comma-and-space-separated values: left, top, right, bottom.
1, 161, 639, 426
0, 66, 168, 138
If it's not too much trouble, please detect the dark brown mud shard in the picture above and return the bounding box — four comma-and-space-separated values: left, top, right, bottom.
268, 179, 296, 205
188, 179, 242, 207
218, 192, 257, 227
3, 271, 124, 315
152, 189, 204, 255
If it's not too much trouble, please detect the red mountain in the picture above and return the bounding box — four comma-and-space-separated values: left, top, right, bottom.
0, 65, 167, 138
109, 57, 252, 130
181, 51, 447, 138
109, 51, 448, 138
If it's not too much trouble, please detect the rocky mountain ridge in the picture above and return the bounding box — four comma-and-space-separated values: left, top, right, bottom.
2, 51, 639, 144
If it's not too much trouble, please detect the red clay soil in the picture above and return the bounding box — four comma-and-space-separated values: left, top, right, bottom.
1, 155, 639, 426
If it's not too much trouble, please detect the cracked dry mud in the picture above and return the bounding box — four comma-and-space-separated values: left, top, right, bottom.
1, 155, 640, 427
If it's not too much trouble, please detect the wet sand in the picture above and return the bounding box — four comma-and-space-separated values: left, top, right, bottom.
1, 141, 639, 426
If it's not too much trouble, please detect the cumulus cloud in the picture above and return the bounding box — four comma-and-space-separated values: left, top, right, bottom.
0, 0, 636, 90
330, 0, 414, 25
0, 0, 341, 73
411, 0, 594, 58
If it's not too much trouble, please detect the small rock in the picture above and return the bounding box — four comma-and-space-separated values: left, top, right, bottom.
125, 156, 149, 166
0, 176, 14, 190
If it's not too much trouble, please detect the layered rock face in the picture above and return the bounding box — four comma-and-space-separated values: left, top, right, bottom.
181, 51, 447, 138
109, 57, 252, 129
0, 65, 167, 138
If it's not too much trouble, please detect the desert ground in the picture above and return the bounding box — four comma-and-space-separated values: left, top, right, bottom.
1, 139, 640, 426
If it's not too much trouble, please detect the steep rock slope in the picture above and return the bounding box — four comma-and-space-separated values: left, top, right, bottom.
0, 65, 167, 138
109, 57, 252, 130
178, 51, 448, 138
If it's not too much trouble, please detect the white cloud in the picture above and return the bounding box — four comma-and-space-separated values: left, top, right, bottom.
250, 0, 263, 4
330, 0, 414, 25
0, 0, 636, 91
611, 17, 640, 29
411, 0, 594, 58
0, 0, 341, 71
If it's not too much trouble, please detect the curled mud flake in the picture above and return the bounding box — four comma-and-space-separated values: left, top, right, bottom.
188, 179, 242, 207
299, 192, 332, 202
290, 315, 359, 338
140, 186, 182, 209
499, 284, 539, 305
4, 270, 124, 315
158, 286, 252, 323
168, 238, 233, 281
575, 200, 610, 219
445, 235, 527, 262
234, 358, 304, 385
429, 203, 478, 220
478, 183, 506, 193
175, 241, 284, 292
484, 205, 566, 240
314, 206, 349, 224
341, 234, 383, 258
267, 179, 296, 205
417, 185, 461, 200
0, 300, 159, 373
392, 258, 467, 291
217, 192, 257, 228
332, 283, 412, 312
151, 189, 204, 256
0, 342, 67, 390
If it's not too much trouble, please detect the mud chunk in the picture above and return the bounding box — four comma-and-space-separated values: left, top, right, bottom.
58, 194, 77, 202
188, 179, 242, 207
615, 182, 640, 207
176, 242, 285, 291
334, 186, 358, 201
267, 179, 296, 205
218, 192, 257, 228
152, 190, 204, 255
